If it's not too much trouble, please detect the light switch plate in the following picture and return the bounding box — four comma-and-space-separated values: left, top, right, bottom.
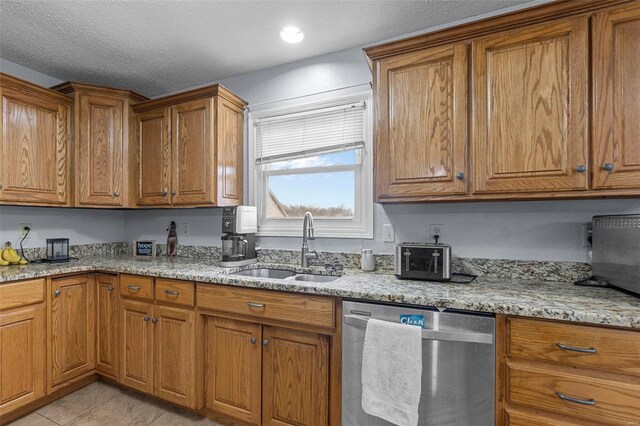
383, 224, 394, 243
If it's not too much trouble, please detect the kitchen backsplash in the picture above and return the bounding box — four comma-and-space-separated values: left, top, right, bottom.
17, 242, 592, 282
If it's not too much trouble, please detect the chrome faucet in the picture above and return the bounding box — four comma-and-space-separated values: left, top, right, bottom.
301, 212, 318, 267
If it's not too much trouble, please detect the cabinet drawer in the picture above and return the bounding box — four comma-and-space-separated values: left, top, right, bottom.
155, 279, 194, 307
197, 284, 335, 329
507, 362, 640, 424
505, 409, 582, 426
119, 274, 154, 301
0, 279, 44, 311
507, 317, 640, 376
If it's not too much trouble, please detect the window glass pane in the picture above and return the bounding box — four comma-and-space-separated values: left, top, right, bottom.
267, 171, 355, 218
267, 150, 357, 171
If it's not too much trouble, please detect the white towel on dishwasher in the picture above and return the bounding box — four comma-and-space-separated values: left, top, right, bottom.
361, 318, 422, 426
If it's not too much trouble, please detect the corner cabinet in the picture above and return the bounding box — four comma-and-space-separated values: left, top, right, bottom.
373, 43, 468, 202
592, 2, 640, 189
0, 73, 72, 206
52, 82, 148, 207
133, 85, 246, 207
95, 274, 119, 380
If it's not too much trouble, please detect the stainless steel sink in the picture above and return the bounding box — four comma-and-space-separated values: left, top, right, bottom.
231, 268, 297, 279
293, 274, 340, 283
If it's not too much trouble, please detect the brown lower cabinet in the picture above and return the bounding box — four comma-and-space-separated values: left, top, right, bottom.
95, 274, 119, 379
203, 317, 330, 426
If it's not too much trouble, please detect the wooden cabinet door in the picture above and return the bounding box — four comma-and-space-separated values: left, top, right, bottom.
375, 44, 468, 201
204, 317, 262, 425
0, 304, 46, 416
121, 299, 154, 394
171, 98, 213, 205
262, 326, 329, 426
592, 3, 640, 190
95, 274, 119, 379
50, 275, 95, 389
153, 305, 195, 408
473, 17, 589, 194
77, 94, 124, 206
136, 108, 171, 206
216, 98, 244, 206
0, 85, 70, 205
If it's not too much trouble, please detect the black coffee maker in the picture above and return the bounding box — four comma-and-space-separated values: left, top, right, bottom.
220, 206, 257, 267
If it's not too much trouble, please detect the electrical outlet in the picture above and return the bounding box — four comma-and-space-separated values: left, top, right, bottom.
181, 222, 190, 235
19, 223, 31, 239
430, 224, 444, 243
382, 224, 395, 243
582, 223, 592, 247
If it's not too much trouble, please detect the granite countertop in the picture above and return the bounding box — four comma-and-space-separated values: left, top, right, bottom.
1, 256, 639, 329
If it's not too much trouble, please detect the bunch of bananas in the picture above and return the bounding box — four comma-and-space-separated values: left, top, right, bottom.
0, 242, 28, 266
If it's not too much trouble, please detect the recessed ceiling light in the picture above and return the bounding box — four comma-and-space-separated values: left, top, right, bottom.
280, 26, 304, 44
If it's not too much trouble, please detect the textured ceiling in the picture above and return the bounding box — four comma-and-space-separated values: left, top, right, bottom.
1, 0, 534, 97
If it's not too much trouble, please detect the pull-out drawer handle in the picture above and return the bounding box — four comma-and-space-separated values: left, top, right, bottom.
555, 391, 596, 406
164, 289, 179, 296
128, 285, 141, 292
556, 343, 596, 353
247, 302, 265, 308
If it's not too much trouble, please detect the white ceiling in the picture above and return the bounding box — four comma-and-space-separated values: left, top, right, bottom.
1, 0, 535, 97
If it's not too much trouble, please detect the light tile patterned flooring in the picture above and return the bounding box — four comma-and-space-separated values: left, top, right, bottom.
8, 381, 226, 426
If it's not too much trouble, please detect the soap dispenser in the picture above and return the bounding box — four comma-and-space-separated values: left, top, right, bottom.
166, 221, 178, 257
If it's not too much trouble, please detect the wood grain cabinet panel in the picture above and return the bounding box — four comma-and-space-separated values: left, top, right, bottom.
262, 326, 329, 426
136, 108, 172, 206
0, 304, 46, 417
95, 274, 119, 380
120, 299, 154, 394
0, 278, 44, 311
204, 317, 262, 425
473, 18, 589, 194
0, 74, 71, 205
171, 99, 212, 205
49, 275, 96, 390
216, 98, 244, 205
592, 3, 640, 190
153, 305, 196, 408
374, 43, 468, 201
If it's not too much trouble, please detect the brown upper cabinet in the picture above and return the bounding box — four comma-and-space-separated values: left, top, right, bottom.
592, 2, 640, 189
374, 44, 468, 202
53, 82, 148, 207
133, 85, 247, 207
472, 17, 589, 194
365, 0, 640, 203
0, 73, 72, 206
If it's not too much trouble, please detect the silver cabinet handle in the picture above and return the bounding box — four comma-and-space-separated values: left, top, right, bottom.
107, 286, 114, 292
144, 316, 150, 322
556, 343, 596, 353
162, 191, 168, 196
456, 172, 465, 180
164, 289, 179, 296
151, 318, 158, 324
602, 163, 614, 171
53, 289, 61, 296
171, 191, 176, 196
555, 391, 596, 406
127, 285, 141, 292
247, 302, 265, 308
0, 184, 3, 189
575, 165, 586, 173
262, 339, 269, 347
250, 337, 257, 344
113, 192, 120, 197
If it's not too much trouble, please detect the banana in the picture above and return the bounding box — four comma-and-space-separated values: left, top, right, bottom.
0, 250, 9, 266
1, 243, 27, 265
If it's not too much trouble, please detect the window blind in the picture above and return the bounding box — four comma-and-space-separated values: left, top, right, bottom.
255, 101, 365, 164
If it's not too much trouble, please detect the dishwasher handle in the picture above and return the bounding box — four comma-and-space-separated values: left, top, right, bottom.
344, 314, 494, 345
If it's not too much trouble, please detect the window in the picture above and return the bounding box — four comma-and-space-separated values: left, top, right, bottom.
249, 89, 373, 238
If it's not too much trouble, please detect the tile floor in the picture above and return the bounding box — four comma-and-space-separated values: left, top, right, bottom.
8, 381, 226, 426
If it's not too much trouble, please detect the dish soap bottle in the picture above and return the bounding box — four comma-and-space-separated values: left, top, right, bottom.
166, 221, 178, 257
361, 248, 375, 272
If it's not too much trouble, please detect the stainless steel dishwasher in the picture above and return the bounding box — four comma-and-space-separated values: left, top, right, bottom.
342, 300, 495, 426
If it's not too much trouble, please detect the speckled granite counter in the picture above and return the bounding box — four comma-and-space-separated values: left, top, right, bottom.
1, 256, 639, 329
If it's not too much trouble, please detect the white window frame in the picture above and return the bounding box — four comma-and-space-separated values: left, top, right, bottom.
248, 88, 373, 239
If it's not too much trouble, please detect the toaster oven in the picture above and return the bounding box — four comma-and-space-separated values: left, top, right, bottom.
592, 214, 640, 296
395, 243, 451, 281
